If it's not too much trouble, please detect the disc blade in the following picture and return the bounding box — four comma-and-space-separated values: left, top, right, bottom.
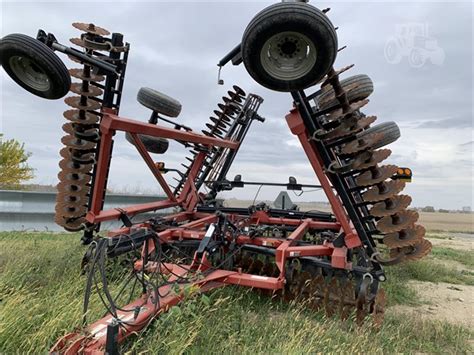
72, 22, 110, 36
64, 96, 101, 111
55, 201, 87, 218
70, 83, 103, 97
362, 180, 406, 203
372, 288, 386, 329
69, 68, 105, 82
61, 134, 96, 150
57, 170, 92, 185
370, 194, 412, 217
59, 158, 93, 174
340, 132, 384, 155
390, 238, 432, 262
383, 224, 426, 248
377, 209, 419, 233
63, 109, 99, 125
57, 181, 90, 194
352, 149, 392, 171
355, 165, 398, 187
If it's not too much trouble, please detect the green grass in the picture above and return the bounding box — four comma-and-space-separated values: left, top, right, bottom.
0, 232, 472, 353
431, 247, 474, 269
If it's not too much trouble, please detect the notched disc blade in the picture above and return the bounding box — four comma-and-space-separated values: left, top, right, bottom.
233, 85, 246, 97
54, 214, 86, 231
70, 83, 104, 97
56, 190, 89, 205
352, 149, 392, 171
55, 201, 87, 218
383, 224, 426, 248
57, 181, 90, 194
58, 170, 91, 185
326, 99, 369, 122
69, 69, 105, 82
370, 194, 412, 217
72, 22, 110, 36
64, 96, 101, 111
63, 109, 99, 125
61, 134, 96, 150
59, 158, 93, 174
355, 165, 398, 187
340, 132, 383, 155
390, 238, 432, 261
377, 209, 419, 233
372, 289, 386, 329
362, 180, 406, 203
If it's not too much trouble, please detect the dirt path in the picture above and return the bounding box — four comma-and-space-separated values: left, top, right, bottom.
389, 281, 474, 327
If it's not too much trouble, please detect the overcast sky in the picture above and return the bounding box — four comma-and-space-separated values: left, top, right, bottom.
1, 1, 472, 210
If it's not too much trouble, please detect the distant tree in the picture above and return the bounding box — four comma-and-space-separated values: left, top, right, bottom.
438, 209, 450, 213
421, 206, 435, 213
0, 134, 35, 188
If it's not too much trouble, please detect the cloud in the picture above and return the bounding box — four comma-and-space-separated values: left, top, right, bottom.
0, 1, 472, 210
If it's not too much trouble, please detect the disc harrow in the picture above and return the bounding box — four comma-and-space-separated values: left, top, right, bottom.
55, 23, 129, 234
0, 2, 433, 353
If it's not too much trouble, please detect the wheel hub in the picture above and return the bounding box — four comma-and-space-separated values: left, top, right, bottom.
260, 31, 317, 81
9, 55, 51, 91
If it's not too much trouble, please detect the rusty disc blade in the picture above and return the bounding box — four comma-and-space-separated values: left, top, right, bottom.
56, 201, 87, 218
70, 83, 103, 97
59, 158, 93, 174
352, 149, 392, 171
362, 180, 406, 203
390, 238, 432, 261
61, 134, 96, 150
57, 181, 90, 194
372, 288, 386, 329
72, 22, 110, 36
340, 132, 384, 155
63, 109, 99, 125
340, 281, 355, 321
377, 209, 419, 233
324, 278, 340, 318
58, 170, 91, 185
69, 68, 105, 82
69, 37, 96, 50
355, 165, 399, 187
227, 91, 243, 103
326, 99, 369, 122
370, 194, 412, 217
383, 224, 426, 248
62, 123, 99, 143
233, 85, 246, 97
210, 117, 229, 128
309, 275, 325, 310
56, 190, 89, 205
54, 214, 86, 231
317, 115, 377, 141
64, 96, 101, 111
214, 109, 235, 120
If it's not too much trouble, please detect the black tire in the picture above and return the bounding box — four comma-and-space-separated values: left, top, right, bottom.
137, 87, 182, 118
241, 2, 338, 92
357, 121, 400, 149
125, 132, 169, 154
0, 34, 70, 99
317, 74, 374, 110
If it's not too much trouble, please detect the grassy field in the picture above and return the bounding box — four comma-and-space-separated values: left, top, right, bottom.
0, 231, 473, 353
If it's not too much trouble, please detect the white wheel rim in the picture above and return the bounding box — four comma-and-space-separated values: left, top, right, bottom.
9, 55, 51, 91
260, 31, 317, 81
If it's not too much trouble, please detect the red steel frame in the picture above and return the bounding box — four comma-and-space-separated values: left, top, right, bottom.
52, 108, 362, 354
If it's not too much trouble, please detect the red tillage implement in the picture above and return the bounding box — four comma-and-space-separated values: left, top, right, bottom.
0, 2, 431, 353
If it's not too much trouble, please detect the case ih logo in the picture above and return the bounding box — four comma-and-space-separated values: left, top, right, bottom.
384, 23, 445, 68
